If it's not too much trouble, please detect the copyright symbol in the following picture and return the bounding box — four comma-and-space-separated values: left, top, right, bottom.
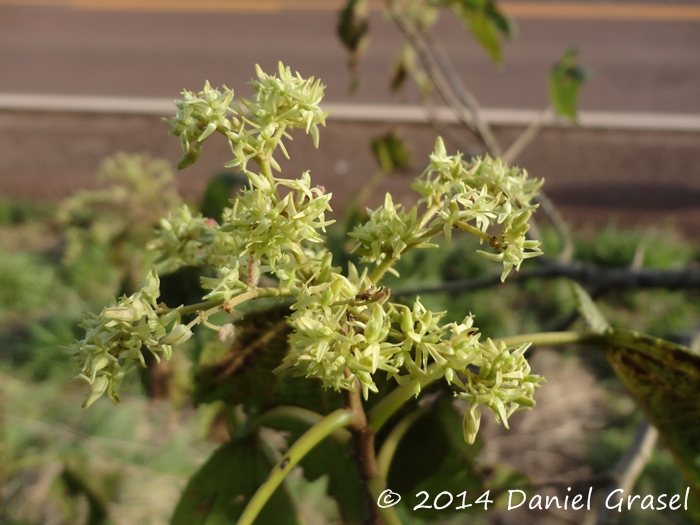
377, 489, 401, 508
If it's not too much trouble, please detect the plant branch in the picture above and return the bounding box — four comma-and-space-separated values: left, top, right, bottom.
178, 286, 292, 317
235, 408, 354, 525
343, 375, 386, 525
387, 2, 497, 154
368, 364, 442, 432
423, 31, 502, 156
394, 261, 700, 297
503, 106, 554, 164
495, 330, 599, 349
593, 418, 658, 525
537, 191, 575, 263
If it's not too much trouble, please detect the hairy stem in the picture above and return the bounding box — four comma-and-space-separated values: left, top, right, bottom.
343, 377, 383, 524
454, 220, 494, 244
236, 409, 354, 525
342, 374, 403, 525
178, 298, 226, 317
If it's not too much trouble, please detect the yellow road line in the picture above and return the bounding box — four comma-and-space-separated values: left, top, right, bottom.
500, 2, 700, 21
1, 0, 699, 21
69, 0, 282, 13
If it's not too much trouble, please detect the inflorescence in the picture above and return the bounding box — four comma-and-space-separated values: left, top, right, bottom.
69, 62, 544, 443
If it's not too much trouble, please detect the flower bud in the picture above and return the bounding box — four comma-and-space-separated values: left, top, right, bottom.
218, 323, 236, 346
462, 404, 481, 444
159, 324, 193, 346
82, 376, 109, 408
102, 306, 141, 322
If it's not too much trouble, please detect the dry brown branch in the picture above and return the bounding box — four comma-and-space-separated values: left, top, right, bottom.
394, 262, 700, 298
590, 418, 658, 525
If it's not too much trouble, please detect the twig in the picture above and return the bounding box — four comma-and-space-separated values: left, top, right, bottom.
423, 96, 479, 155
424, 32, 502, 156
387, 3, 491, 152
343, 375, 386, 525
503, 106, 554, 164
537, 191, 576, 263
546, 244, 645, 332
394, 262, 700, 297
593, 418, 658, 525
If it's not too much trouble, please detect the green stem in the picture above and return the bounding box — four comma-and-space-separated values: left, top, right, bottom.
258, 156, 274, 185
368, 330, 598, 434
418, 203, 440, 228
248, 406, 351, 446
178, 287, 291, 317
367, 476, 405, 525
368, 364, 442, 432
369, 224, 445, 284
236, 409, 354, 525
369, 255, 397, 285
368, 220, 489, 284
454, 220, 493, 244
495, 330, 597, 348
377, 408, 428, 479
179, 298, 225, 316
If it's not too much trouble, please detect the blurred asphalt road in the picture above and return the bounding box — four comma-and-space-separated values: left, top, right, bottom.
1, 1, 699, 112
0, 1, 699, 235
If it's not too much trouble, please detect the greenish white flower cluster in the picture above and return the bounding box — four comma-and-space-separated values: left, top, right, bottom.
71, 270, 191, 407
167, 61, 329, 172
280, 273, 541, 442
70, 63, 543, 443
148, 205, 230, 273
349, 137, 542, 281
350, 193, 434, 265
415, 137, 543, 280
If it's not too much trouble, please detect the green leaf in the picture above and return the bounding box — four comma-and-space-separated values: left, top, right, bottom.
171, 436, 301, 525
604, 329, 700, 495
337, 0, 370, 91
386, 399, 484, 519
387, 399, 483, 510
550, 48, 589, 122
569, 281, 610, 334
261, 415, 365, 525
192, 306, 342, 415
448, 0, 514, 64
